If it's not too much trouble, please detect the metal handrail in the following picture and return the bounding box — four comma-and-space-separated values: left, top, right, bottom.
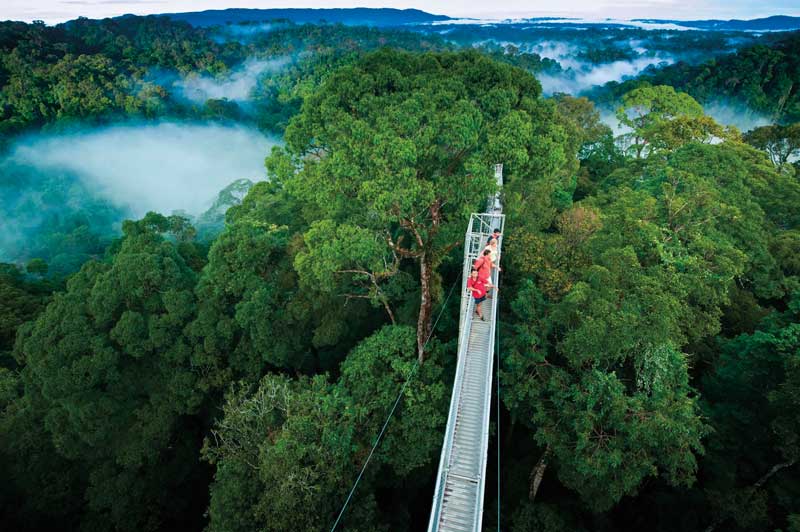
428, 295, 475, 528
429, 214, 504, 531
428, 163, 504, 532
473, 234, 502, 530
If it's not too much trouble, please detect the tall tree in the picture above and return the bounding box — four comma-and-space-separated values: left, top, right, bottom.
743, 123, 800, 166
203, 325, 447, 531
188, 180, 375, 385
701, 295, 800, 531
499, 137, 799, 511
10, 213, 206, 531
0, 263, 49, 362
267, 49, 562, 361
616, 85, 730, 159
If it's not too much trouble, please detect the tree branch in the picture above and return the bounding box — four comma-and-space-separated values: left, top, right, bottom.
386, 232, 421, 258
529, 446, 551, 502
703, 460, 797, 532
341, 294, 396, 324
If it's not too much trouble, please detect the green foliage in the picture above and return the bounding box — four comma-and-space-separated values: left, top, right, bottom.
189, 180, 373, 384
1, 23, 800, 531
511, 501, 588, 532
617, 85, 704, 131
593, 32, 800, 124
503, 248, 708, 511
205, 373, 384, 532
0, 263, 50, 362
0, 387, 86, 531
8, 212, 204, 531
189, 218, 311, 382
701, 295, 800, 530
269, 48, 569, 357
500, 129, 800, 513
615, 85, 731, 158
0, 159, 125, 275
25, 258, 47, 276
474, 42, 562, 74
247, 23, 452, 134
0, 16, 248, 134
553, 94, 612, 158
0, 16, 456, 140
744, 122, 800, 166
203, 325, 447, 531
337, 325, 447, 476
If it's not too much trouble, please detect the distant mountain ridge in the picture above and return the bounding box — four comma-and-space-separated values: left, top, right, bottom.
632, 15, 800, 31
162, 8, 450, 28
158, 9, 800, 32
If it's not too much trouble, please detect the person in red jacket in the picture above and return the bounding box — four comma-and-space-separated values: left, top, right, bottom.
467, 269, 490, 321
473, 249, 493, 282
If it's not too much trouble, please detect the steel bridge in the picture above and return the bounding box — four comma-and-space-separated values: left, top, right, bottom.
427, 164, 505, 532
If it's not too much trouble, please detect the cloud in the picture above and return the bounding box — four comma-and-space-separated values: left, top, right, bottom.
9, 121, 280, 217
702, 101, 773, 132
529, 41, 583, 69
216, 22, 287, 37
59, 0, 165, 4
538, 55, 674, 94
171, 57, 290, 103
472, 38, 676, 95
597, 107, 632, 136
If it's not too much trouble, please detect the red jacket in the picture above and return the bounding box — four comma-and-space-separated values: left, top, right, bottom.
467, 277, 487, 299
473, 256, 491, 281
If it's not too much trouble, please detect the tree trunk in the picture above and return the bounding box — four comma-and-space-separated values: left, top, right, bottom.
416, 200, 444, 364
774, 81, 794, 122
529, 446, 550, 502
417, 251, 433, 363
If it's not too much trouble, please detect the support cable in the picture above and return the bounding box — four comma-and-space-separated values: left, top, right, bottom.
495, 275, 502, 531
330, 272, 463, 532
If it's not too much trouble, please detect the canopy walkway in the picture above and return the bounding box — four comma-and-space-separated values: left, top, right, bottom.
428, 165, 505, 532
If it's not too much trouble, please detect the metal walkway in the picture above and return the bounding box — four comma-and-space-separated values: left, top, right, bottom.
428, 165, 505, 532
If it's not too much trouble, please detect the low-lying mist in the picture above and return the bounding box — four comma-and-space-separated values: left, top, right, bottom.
173, 57, 291, 104
10, 121, 278, 217
703, 101, 773, 132
212, 22, 288, 42
1, 121, 279, 270
596, 100, 775, 138
538, 56, 674, 95
479, 39, 677, 95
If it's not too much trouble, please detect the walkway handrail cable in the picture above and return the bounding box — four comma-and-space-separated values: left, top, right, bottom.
496, 274, 502, 532
329, 272, 463, 532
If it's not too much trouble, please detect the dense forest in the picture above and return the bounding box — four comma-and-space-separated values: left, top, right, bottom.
1, 13, 800, 532
589, 31, 800, 123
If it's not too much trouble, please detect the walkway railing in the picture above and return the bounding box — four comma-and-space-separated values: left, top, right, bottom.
428, 165, 504, 532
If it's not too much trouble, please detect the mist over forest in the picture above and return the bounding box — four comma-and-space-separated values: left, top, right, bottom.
1, 12, 795, 274
166, 57, 292, 104
1, 8, 800, 532
9, 122, 274, 215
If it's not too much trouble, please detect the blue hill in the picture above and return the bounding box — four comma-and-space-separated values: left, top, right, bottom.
633, 15, 800, 31
162, 8, 450, 28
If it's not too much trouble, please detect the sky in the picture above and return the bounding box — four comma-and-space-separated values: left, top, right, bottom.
2, 0, 799, 25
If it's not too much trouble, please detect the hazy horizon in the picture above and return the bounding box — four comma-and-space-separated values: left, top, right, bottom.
2, 1, 799, 26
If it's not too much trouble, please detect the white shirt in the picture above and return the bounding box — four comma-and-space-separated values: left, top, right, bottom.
484, 244, 498, 265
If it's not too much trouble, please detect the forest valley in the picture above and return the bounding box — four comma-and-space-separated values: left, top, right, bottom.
1, 13, 800, 532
